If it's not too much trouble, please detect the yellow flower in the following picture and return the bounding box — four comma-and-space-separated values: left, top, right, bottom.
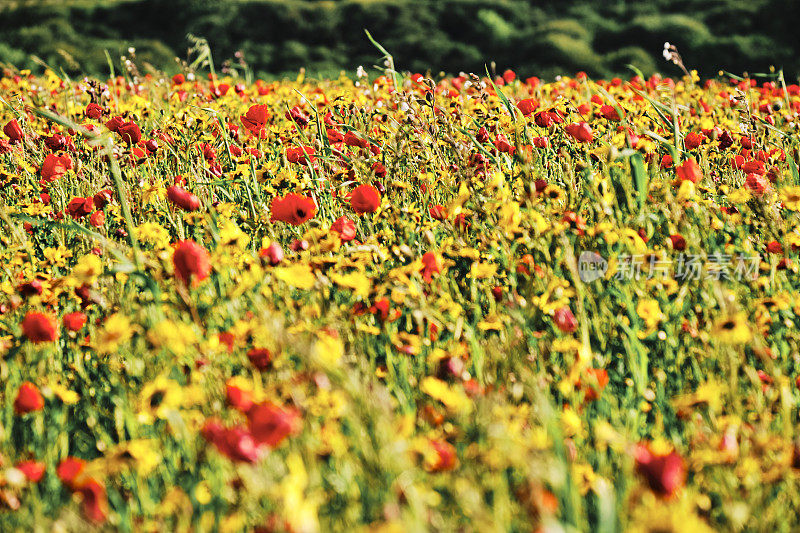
46, 383, 80, 405
72, 254, 103, 285
420, 377, 472, 412
101, 439, 161, 476
138, 377, 184, 423
780, 186, 800, 211
274, 264, 316, 289
314, 330, 344, 367
637, 299, 662, 330
95, 314, 134, 354
470, 262, 497, 279
134, 222, 170, 249
147, 320, 197, 356
329, 271, 370, 299
712, 312, 752, 345
677, 179, 695, 202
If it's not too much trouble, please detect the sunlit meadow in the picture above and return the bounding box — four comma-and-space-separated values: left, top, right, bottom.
1, 44, 800, 531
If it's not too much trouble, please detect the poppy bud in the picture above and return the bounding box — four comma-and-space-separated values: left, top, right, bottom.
166, 185, 201, 212
4, 119, 23, 142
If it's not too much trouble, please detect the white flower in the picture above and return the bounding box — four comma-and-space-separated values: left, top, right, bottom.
664, 42, 671, 49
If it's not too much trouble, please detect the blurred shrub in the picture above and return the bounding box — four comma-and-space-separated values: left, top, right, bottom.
0, 0, 797, 79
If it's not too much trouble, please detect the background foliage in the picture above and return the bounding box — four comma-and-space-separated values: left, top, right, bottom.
1, 0, 800, 80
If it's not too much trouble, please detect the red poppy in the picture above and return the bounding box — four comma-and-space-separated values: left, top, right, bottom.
327, 128, 344, 143
77, 479, 108, 523
427, 439, 457, 472
172, 73, 185, 85
349, 185, 381, 215
247, 347, 272, 370
429, 205, 447, 220
103, 115, 123, 132
241, 104, 270, 135
565, 122, 593, 143
330, 216, 356, 241
85, 103, 105, 120
554, 306, 577, 333
226, 381, 254, 412
599, 105, 622, 121
579, 368, 609, 401
14, 382, 44, 414
63, 312, 87, 332
93, 189, 113, 209
285, 146, 315, 165
745, 173, 770, 197
668, 234, 687, 251
420, 252, 442, 282
683, 131, 705, 149
22, 312, 58, 343
16, 460, 45, 483
344, 130, 369, 149
516, 98, 539, 116
167, 185, 201, 211
741, 159, 766, 175
89, 210, 105, 227
634, 444, 685, 498
370, 298, 390, 321
270, 193, 317, 225
172, 240, 211, 286
56, 457, 86, 486
3, 119, 23, 142
494, 134, 515, 154
247, 402, 301, 448
67, 196, 94, 219
202, 419, 261, 463
41, 153, 72, 182
675, 158, 702, 183
286, 106, 310, 127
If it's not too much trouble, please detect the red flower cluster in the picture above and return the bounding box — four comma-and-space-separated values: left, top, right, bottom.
57, 457, 108, 522
202, 401, 301, 463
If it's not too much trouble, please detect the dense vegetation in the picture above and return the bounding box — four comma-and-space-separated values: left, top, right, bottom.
1, 0, 799, 80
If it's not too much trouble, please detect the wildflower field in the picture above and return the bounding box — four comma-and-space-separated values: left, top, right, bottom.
2, 54, 800, 532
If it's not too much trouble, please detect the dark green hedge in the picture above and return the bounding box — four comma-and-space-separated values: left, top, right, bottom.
1, 0, 799, 79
